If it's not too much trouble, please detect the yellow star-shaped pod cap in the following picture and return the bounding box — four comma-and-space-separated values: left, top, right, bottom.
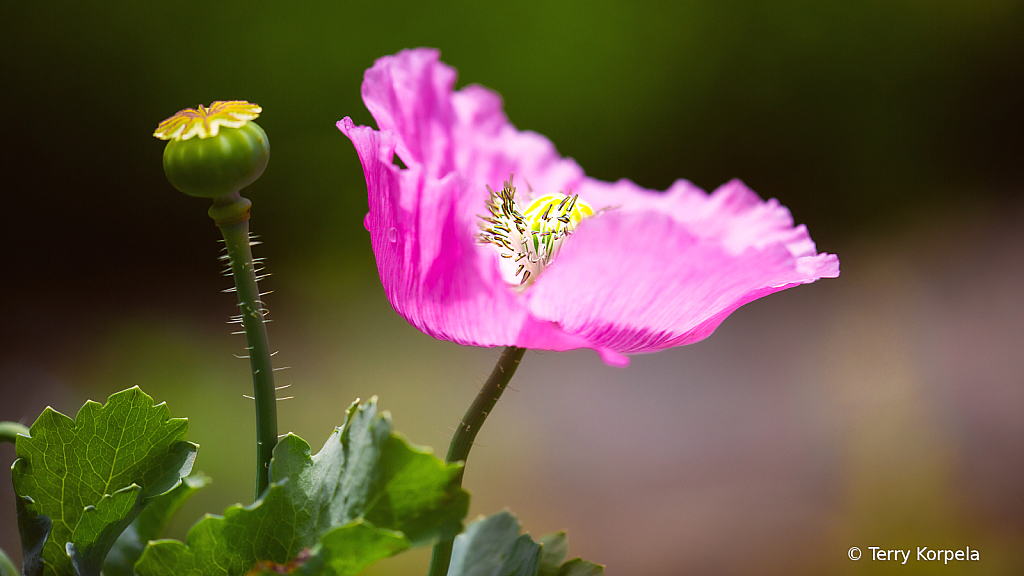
154, 100, 262, 141
156, 101, 269, 199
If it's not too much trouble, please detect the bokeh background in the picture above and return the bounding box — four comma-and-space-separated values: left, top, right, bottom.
2, 1, 1022, 574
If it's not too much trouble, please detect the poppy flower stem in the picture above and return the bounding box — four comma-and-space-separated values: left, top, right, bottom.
213, 192, 278, 502
427, 346, 527, 576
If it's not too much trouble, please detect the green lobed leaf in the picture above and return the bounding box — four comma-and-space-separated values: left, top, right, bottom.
554, 559, 603, 576
11, 387, 198, 576
135, 397, 469, 576
295, 520, 409, 576
245, 521, 419, 576
537, 533, 568, 576
67, 486, 141, 576
448, 511, 604, 576
447, 511, 540, 576
103, 474, 211, 576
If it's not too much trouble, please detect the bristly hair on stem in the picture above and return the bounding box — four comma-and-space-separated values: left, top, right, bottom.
214, 193, 280, 502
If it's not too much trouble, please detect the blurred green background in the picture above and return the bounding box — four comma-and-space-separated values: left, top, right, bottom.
1, 1, 1022, 574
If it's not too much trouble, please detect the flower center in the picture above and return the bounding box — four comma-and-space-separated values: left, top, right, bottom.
477, 176, 594, 286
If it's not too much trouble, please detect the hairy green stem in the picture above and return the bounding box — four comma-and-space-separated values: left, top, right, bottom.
212, 192, 278, 501
427, 346, 526, 576
0, 421, 30, 444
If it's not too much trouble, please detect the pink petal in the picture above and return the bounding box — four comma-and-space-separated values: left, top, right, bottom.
525, 187, 839, 355
362, 48, 584, 200
361, 48, 457, 179
576, 178, 837, 262
340, 48, 838, 367
338, 117, 601, 357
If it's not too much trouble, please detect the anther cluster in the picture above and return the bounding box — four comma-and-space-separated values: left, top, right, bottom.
477, 176, 594, 285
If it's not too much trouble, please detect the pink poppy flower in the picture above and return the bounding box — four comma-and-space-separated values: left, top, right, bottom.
337, 48, 839, 367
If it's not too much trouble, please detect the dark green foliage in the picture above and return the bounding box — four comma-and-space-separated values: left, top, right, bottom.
103, 474, 211, 576
448, 511, 604, 576
135, 398, 469, 576
11, 387, 198, 576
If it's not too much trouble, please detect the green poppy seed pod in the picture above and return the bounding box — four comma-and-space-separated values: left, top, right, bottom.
154, 101, 269, 198
155, 102, 281, 499
162, 121, 269, 198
